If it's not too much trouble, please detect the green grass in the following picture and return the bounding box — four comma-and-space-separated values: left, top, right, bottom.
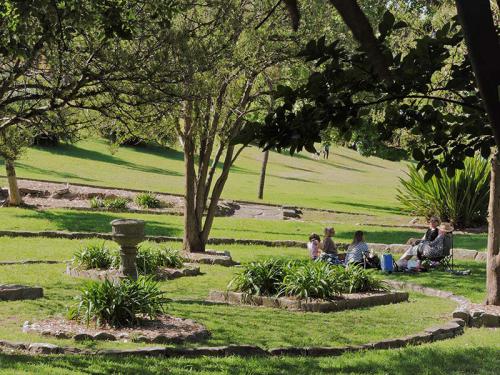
0, 237, 458, 351
0, 237, 495, 374
0, 138, 407, 214
0, 329, 497, 374
0, 207, 488, 251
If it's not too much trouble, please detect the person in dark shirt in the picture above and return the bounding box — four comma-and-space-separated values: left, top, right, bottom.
416, 216, 440, 244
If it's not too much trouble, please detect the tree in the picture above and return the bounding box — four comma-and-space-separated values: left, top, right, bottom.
257, 1, 500, 304
0, 0, 164, 204
0, 126, 32, 205
103, 0, 344, 253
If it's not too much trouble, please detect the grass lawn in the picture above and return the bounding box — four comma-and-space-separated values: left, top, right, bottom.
0, 237, 457, 351
0, 237, 495, 374
0, 329, 498, 375
0, 138, 407, 215
0, 207, 488, 251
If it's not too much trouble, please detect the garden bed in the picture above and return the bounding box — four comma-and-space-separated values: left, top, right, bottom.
22, 315, 210, 343
65, 264, 201, 281
207, 290, 409, 312
0, 284, 43, 301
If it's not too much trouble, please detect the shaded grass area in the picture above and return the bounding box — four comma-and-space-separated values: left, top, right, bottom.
0, 138, 406, 214
0, 329, 498, 375
0, 207, 488, 251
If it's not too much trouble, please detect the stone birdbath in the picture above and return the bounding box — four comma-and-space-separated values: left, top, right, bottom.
111, 219, 145, 280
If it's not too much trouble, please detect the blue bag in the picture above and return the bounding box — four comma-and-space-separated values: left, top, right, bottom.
381, 254, 394, 273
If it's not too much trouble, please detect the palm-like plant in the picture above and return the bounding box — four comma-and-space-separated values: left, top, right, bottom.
397, 156, 490, 228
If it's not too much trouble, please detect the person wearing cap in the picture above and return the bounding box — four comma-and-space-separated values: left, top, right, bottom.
397, 222, 454, 266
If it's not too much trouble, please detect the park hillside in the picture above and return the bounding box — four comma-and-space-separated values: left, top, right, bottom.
0, 1, 499, 374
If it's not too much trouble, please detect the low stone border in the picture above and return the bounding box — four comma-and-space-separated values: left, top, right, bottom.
0, 230, 484, 262
66, 264, 201, 281
23, 315, 210, 344
0, 284, 43, 301
0, 260, 64, 266
384, 280, 500, 328
207, 290, 409, 312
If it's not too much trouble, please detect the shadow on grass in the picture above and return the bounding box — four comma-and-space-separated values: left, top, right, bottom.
16, 209, 182, 237
329, 200, 404, 215
35, 143, 183, 177
16, 163, 99, 182
0, 343, 498, 374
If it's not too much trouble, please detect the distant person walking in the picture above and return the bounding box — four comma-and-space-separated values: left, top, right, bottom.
322, 143, 330, 159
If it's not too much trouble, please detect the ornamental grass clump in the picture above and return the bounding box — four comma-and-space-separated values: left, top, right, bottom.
228, 258, 388, 300
135, 192, 162, 209
89, 197, 129, 210
68, 277, 168, 328
73, 242, 117, 270
279, 261, 343, 300
135, 242, 184, 274
228, 258, 294, 296
338, 265, 388, 294
397, 156, 490, 228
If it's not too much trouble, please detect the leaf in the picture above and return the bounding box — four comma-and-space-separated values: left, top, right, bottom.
378, 11, 395, 40
412, 149, 425, 161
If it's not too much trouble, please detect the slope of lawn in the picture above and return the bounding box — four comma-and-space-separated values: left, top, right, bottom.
0, 207, 488, 251
0, 138, 407, 215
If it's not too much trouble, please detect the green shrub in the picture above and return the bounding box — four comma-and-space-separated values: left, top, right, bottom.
89, 197, 129, 210
280, 261, 343, 300
229, 258, 387, 300
89, 197, 105, 208
228, 258, 294, 296
135, 242, 184, 274
73, 242, 117, 269
135, 192, 161, 209
397, 156, 490, 228
337, 265, 388, 294
104, 197, 129, 210
68, 277, 168, 327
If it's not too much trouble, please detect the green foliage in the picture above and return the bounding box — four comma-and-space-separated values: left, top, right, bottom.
338, 265, 388, 294
230, 258, 387, 300
228, 258, 295, 296
89, 197, 129, 210
280, 261, 343, 300
135, 241, 184, 274
68, 276, 168, 328
135, 192, 161, 209
73, 242, 116, 270
397, 156, 490, 228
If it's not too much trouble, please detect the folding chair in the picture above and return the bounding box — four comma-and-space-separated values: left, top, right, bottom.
422, 232, 454, 271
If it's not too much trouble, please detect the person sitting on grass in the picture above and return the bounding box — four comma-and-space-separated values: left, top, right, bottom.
319, 227, 343, 265
345, 230, 370, 267
397, 223, 454, 268
307, 233, 321, 260
320, 227, 337, 255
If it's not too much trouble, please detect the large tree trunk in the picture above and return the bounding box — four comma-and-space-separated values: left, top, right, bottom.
5, 158, 22, 206
455, 0, 500, 305
487, 154, 500, 305
258, 150, 269, 199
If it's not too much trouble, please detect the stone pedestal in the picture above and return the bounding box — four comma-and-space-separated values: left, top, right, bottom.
111, 219, 145, 280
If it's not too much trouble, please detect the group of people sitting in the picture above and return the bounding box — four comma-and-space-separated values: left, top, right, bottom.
307, 227, 370, 267
307, 216, 453, 269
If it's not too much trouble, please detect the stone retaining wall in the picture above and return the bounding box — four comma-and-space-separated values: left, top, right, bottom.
0, 230, 484, 262
66, 264, 201, 281
207, 290, 409, 312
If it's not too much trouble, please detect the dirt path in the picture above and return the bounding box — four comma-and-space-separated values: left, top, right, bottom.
1, 178, 286, 220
